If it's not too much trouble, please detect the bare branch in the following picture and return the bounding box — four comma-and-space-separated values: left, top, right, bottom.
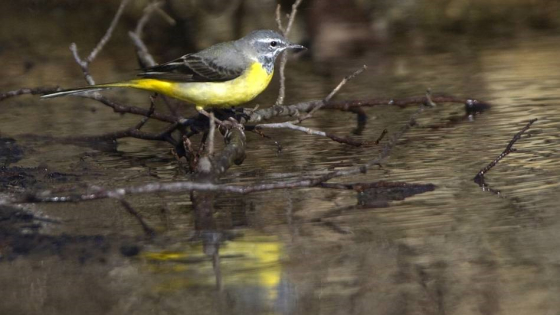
70, 0, 131, 85
129, 32, 157, 68
251, 129, 283, 153
301, 65, 367, 121
275, 0, 304, 105
275, 4, 285, 33
16, 105, 422, 204
474, 118, 537, 187
375, 129, 388, 144
128, 2, 184, 118
133, 94, 157, 130
129, 0, 175, 68
285, 0, 303, 35
86, 0, 131, 64
325, 65, 368, 103
64, 124, 178, 143
62, 95, 181, 145
254, 121, 368, 146
81, 93, 178, 123
251, 66, 369, 145
135, 1, 164, 38
70, 43, 95, 85
0, 87, 60, 102
244, 94, 488, 124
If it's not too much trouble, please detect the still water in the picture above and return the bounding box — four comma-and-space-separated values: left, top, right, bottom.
1, 10, 560, 315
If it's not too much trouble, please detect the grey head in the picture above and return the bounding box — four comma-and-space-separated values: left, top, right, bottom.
235, 29, 305, 73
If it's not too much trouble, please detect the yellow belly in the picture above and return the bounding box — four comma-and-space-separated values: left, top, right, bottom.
124, 62, 273, 109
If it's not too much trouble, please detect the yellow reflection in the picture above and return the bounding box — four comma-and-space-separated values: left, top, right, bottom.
141, 230, 283, 302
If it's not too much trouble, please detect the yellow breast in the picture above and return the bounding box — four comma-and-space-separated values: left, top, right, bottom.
175, 62, 273, 108
98, 62, 273, 110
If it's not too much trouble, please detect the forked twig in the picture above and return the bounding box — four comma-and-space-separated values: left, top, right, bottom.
71, 0, 131, 85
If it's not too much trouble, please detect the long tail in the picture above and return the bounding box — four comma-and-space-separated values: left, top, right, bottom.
41, 79, 173, 99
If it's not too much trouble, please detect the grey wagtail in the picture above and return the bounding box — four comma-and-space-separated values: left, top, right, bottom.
42, 30, 305, 111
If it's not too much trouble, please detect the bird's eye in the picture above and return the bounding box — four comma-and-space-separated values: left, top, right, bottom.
270, 41, 278, 47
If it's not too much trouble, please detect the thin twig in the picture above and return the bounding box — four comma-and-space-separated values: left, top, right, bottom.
61, 97, 179, 145
0, 87, 60, 102
284, 0, 303, 37
251, 129, 283, 153
135, 1, 164, 38
154, 5, 176, 26
325, 65, 368, 103
253, 66, 369, 146
128, 32, 157, 68
83, 93, 178, 123
134, 94, 157, 130
301, 65, 367, 121
119, 198, 156, 236
474, 118, 537, 185
130, 0, 175, 67
254, 122, 368, 146
70, 43, 95, 85
275, 0, 304, 106
128, 2, 183, 118
275, 4, 285, 34
375, 129, 388, 144
86, 0, 131, 63
64, 125, 178, 144
0, 88, 176, 124
70, 0, 131, 85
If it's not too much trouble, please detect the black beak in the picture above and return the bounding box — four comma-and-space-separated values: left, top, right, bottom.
287, 43, 306, 51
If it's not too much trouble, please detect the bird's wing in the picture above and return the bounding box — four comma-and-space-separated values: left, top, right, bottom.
139, 43, 247, 82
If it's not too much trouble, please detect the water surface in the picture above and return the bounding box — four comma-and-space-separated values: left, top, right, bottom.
1, 10, 560, 315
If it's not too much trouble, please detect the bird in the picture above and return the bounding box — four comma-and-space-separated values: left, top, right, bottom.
42, 30, 305, 112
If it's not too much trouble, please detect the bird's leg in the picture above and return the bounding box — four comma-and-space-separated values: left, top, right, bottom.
232, 106, 251, 122
195, 106, 226, 131
212, 108, 236, 121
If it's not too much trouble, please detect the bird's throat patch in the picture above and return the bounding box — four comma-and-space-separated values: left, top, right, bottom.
258, 55, 275, 74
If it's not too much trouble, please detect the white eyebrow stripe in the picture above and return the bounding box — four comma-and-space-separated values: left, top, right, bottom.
256, 38, 279, 44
